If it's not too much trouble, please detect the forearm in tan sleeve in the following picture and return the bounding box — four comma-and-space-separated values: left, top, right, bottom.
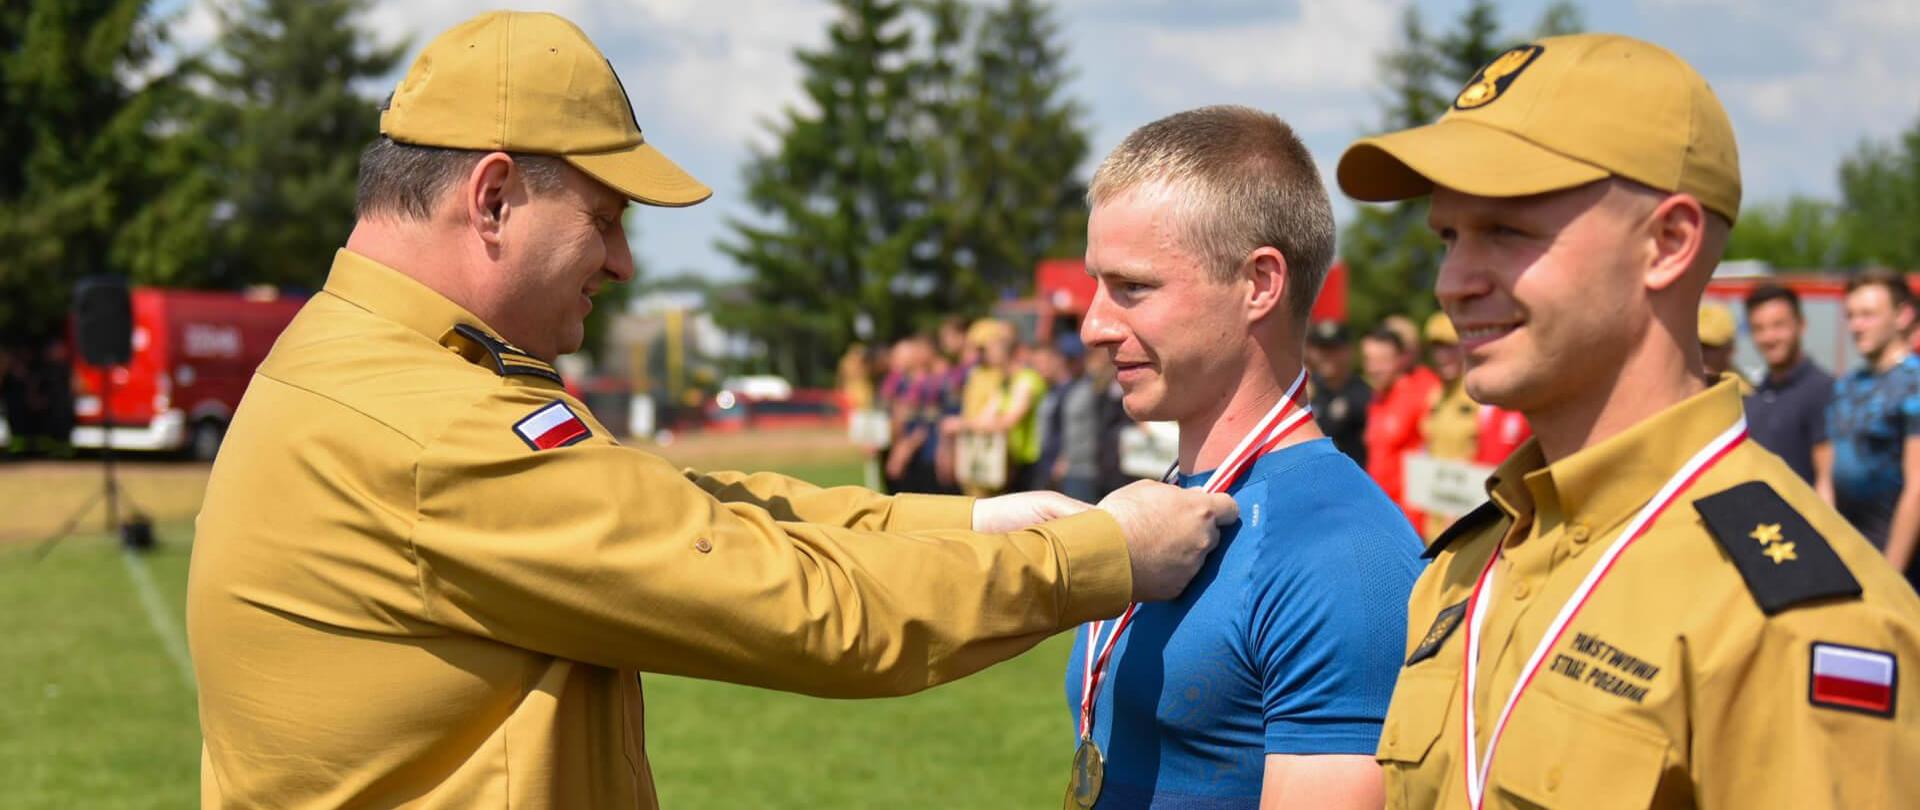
412, 398, 1126, 697
687, 469, 974, 532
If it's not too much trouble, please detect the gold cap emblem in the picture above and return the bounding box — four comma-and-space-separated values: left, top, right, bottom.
1455, 45, 1544, 110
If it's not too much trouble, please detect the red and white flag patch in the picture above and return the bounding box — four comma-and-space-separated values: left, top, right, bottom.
514, 401, 591, 451
1810, 642, 1896, 717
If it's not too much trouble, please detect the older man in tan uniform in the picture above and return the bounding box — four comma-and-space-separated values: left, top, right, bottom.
187, 12, 1234, 808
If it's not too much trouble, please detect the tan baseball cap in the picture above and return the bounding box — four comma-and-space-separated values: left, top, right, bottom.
1698, 303, 1736, 347
380, 11, 711, 207
1337, 33, 1740, 223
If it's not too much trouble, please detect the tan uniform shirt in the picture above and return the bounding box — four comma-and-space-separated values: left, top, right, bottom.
1378, 380, 1920, 809
188, 250, 1133, 809
1421, 380, 1483, 538
1422, 380, 1480, 462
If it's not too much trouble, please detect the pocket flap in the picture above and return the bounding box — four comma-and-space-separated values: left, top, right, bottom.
1493, 690, 1668, 808
1378, 669, 1457, 765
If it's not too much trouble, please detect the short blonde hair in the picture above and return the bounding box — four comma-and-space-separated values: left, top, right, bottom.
1089, 105, 1335, 323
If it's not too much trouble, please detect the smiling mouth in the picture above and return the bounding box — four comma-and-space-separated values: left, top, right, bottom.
1458, 322, 1521, 347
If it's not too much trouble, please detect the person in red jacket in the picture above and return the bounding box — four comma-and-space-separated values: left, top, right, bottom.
1362, 325, 1433, 526
1473, 404, 1531, 465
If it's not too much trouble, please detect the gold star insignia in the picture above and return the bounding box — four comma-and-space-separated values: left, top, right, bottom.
1763, 541, 1798, 565
1750, 523, 1783, 546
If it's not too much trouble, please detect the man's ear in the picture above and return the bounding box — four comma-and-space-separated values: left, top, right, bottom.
1643, 193, 1708, 292
1245, 246, 1288, 324
464, 152, 517, 247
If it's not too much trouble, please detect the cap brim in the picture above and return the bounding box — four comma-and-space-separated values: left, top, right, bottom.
1337, 118, 1610, 204
566, 141, 712, 208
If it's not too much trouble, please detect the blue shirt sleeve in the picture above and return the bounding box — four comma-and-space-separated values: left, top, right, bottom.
1901, 367, 1920, 438
1244, 495, 1421, 756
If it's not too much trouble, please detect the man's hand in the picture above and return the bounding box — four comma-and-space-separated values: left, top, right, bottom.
1099, 480, 1238, 602
973, 491, 1095, 533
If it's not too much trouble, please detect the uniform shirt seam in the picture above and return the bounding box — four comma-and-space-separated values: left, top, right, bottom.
409, 377, 524, 625
252, 369, 443, 621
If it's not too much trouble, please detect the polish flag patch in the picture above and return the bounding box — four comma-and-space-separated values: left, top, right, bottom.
514, 401, 591, 451
1810, 642, 1897, 717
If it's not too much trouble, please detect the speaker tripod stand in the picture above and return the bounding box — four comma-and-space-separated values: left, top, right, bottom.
31, 362, 152, 562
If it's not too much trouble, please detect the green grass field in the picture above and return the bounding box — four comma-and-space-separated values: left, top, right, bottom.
0, 460, 1083, 809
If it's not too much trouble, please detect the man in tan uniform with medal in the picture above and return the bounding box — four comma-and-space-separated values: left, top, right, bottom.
188, 11, 1239, 808
1338, 33, 1920, 808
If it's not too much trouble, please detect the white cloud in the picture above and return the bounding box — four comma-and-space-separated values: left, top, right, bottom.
1721, 37, 1915, 129
622, 1, 836, 148
147, 0, 1920, 277
1141, 0, 1399, 93
350, 0, 833, 147
1835, 0, 1920, 32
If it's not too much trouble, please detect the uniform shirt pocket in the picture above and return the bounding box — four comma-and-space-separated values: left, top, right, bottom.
1378, 668, 1456, 766
1492, 688, 1667, 809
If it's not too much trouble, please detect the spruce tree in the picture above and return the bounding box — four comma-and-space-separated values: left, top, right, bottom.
1340, 7, 1448, 330
0, 0, 185, 341
718, 0, 940, 384
950, 0, 1090, 304
192, 0, 403, 289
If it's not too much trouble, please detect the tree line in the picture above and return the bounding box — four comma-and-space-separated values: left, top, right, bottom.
717, 0, 1088, 385
1, 0, 401, 344
5, 0, 1914, 375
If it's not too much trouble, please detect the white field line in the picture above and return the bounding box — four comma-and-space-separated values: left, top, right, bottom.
120, 550, 196, 691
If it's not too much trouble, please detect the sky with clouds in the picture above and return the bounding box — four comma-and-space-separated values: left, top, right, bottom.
156, 0, 1920, 282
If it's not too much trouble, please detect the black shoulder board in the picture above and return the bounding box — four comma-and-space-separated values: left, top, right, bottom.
1406, 599, 1469, 666
1424, 500, 1505, 560
1693, 481, 1861, 616
451, 324, 564, 385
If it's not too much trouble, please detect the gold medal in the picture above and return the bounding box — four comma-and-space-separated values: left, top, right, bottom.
1064, 736, 1105, 809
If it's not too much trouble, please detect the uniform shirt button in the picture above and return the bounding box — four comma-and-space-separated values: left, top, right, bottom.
1513, 582, 1532, 600
1546, 765, 1562, 791
693, 538, 713, 553
1569, 524, 1591, 544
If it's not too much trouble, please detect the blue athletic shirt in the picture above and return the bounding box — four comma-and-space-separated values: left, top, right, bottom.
1829, 354, 1920, 547
1063, 438, 1425, 809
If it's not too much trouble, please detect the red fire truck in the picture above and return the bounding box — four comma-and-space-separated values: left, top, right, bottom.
70, 288, 307, 459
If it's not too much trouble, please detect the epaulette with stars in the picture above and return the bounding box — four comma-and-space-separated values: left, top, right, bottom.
1692, 481, 1862, 615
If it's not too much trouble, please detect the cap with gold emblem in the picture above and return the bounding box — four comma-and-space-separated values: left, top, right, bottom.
1337, 33, 1740, 223
380, 11, 711, 207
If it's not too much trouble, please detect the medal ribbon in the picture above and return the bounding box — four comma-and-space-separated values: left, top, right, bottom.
1460, 417, 1747, 808
1077, 370, 1313, 739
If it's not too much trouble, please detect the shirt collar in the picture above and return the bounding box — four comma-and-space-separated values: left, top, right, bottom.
1178, 438, 1330, 490
321, 249, 523, 364
1761, 357, 1811, 390
1852, 353, 1919, 379
1486, 378, 1746, 541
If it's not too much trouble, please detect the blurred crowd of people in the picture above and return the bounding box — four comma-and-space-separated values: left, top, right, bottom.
1307, 312, 1531, 538
840, 316, 1131, 502
1730, 274, 1920, 591
838, 275, 1920, 587
837, 310, 1535, 540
